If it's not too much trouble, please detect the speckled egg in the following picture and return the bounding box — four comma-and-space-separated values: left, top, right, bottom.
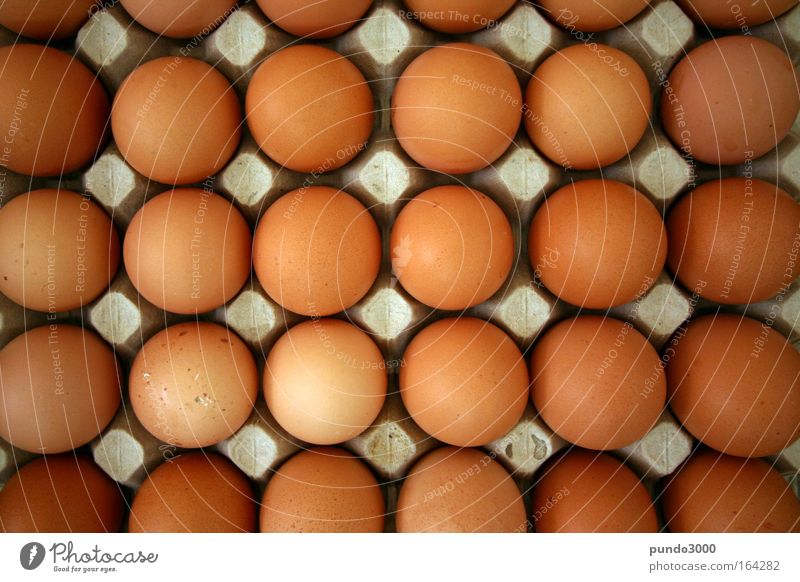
129, 322, 258, 448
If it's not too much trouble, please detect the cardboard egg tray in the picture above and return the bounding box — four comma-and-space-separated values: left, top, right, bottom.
1, 0, 799, 531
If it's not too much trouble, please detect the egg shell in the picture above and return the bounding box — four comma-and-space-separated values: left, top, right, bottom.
120, 0, 237, 38
524, 43, 651, 170
112, 56, 242, 184
392, 42, 522, 174
0, 455, 124, 533
675, 0, 796, 29
129, 322, 258, 448
260, 447, 385, 532
0, 0, 98, 40
663, 449, 800, 532
123, 188, 252, 315
0, 324, 121, 454
246, 45, 374, 173
667, 178, 800, 305
530, 316, 666, 450
400, 317, 529, 447
532, 449, 658, 532
0, 189, 120, 313
402, 0, 517, 33
0, 44, 110, 177
661, 36, 799, 165
129, 452, 257, 532
396, 446, 527, 532
256, 0, 373, 38
537, 0, 651, 32
390, 185, 514, 310
264, 319, 387, 445
529, 179, 667, 309
665, 314, 800, 458
253, 186, 381, 316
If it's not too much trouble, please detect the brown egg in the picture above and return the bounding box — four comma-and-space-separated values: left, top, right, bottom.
0, 325, 121, 454
525, 43, 651, 170
0, 455, 124, 533
532, 449, 658, 532
663, 449, 800, 532
665, 314, 800, 458
120, 0, 237, 38
0, 189, 120, 312
0, 44, 109, 177
129, 322, 258, 448
400, 318, 528, 447
246, 46, 374, 173
667, 178, 800, 305
112, 56, 241, 184
397, 447, 527, 532
123, 188, 251, 314
390, 186, 514, 310
676, 0, 796, 29
531, 316, 666, 450
402, 0, 517, 33
392, 43, 522, 174
537, 0, 650, 32
253, 186, 381, 316
264, 319, 387, 445
256, 0, 373, 38
260, 447, 385, 532
661, 36, 799, 165
0, 0, 98, 40
530, 179, 667, 309
129, 453, 256, 532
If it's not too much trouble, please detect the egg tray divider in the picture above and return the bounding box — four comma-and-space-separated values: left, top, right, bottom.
1, 0, 799, 532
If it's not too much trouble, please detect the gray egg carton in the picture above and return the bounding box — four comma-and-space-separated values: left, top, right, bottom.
0, 0, 799, 530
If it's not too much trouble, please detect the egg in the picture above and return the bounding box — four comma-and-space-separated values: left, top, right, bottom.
536, 0, 650, 32
256, 0, 373, 38
123, 188, 251, 314
663, 449, 800, 532
532, 449, 658, 532
264, 319, 387, 445
390, 186, 514, 310
392, 43, 522, 174
402, 0, 517, 33
676, 0, 796, 29
129, 453, 256, 532
0, 0, 98, 40
667, 178, 800, 305
397, 447, 527, 532
246, 45, 374, 173
112, 56, 241, 184
0, 324, 121, 454
661, 36, 799, 166
129, 322, 258, 448
531, 316, 666, 450
665, 314, 800, 458
0, 455, 124, 533
260, 447, 385, 532
400, 318, 528, 447
253, 186, 381, 317
0, 189, 120, 312
529, 179, 667, 308
0, 44, 109, 177
525, 43, 651, 170
120, 0, 237, 38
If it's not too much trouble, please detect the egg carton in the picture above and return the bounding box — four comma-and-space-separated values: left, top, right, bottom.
1, 0, 799, 531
